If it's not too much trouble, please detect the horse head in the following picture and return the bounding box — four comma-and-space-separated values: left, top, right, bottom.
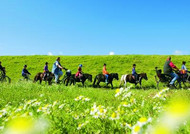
141, 73, 148, 80
84, 74, 92, 82
111, 73, 119, 80
88, 74, 92, 82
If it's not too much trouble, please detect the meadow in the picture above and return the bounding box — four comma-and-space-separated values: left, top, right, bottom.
1, 55, 190, 88
0, 55, 190, 133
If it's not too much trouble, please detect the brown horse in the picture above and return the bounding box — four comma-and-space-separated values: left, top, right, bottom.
34, 72, 54, 85
120, 73, 148, 88
93, 73, 119, 89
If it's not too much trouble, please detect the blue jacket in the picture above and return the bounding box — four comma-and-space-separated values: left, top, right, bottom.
22, 68, 30, 75
132, 68, 137, 75
52, 61, 62, 75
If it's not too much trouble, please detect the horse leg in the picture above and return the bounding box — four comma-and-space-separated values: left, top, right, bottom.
183, 81, 187, 88
135, 83, 137, 88
119, 76, 123, 87
157, 80, 160, 90
48, 80, 51, 85
72, 80, 76, 85
70, 80, 72, 86
124, 80, 127, 88
139, 79, 142, 89
40, 79, 42, 84
97, 81, 101, 88
105, 83, 108, 88
66, 78, 69, 86
111, 82, 113, 89
155, 76, 159, 90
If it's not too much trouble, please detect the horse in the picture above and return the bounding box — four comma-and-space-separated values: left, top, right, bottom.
66, 73, 92, 86
93, 73, 119, 89
154, 67, 185, 89
179, 73, 190, 87
34, 72, 54, 85
120, 73, 148, 88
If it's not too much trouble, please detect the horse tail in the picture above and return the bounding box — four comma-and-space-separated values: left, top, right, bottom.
93, 75, 97, 87
33, 75, 38, 83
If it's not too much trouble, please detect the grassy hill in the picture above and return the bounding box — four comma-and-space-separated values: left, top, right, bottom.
0, 55, 190, 88
1, 55, 190, 133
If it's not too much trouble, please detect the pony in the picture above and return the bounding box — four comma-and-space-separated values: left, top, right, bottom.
120, 73, 148, 88
93, 73, 119, 89
34, 72, 54, 85
64, 73, 92, 86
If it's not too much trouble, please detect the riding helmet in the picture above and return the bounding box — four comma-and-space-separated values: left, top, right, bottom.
79, 64, 83, 67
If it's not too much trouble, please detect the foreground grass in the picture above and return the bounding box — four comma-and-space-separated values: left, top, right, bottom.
1, 83, 190, 133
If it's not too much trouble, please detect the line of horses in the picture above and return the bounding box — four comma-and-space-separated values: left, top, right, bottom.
33, 71, 148, 89
33, 67, 190, 89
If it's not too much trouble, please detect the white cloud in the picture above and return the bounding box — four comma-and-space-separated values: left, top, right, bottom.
109, 51, 115, 55
174, 50, 183, 55
48, 52, 53, 56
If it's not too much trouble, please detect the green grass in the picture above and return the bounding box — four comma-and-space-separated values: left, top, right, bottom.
1, 55, 190, 133
0, 82, 190, 133
1, 55, 190, 88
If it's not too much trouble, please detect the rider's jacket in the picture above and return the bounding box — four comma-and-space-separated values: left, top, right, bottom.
103, 66, 109, 75
76, 67, 82, 77
132, 67, 137, 75
163, 59, 177, 74
22, 68, 31, 75
52, 61, 62, 75
44, 65, 49, 73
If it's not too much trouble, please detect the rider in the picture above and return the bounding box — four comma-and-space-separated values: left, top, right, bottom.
0, 61, 5, 75
22, 65, 31, 79
43, 62, 49, 80
132, 64, 138, 82
181, 61, 189, 81
75, 64, 83, 81
52, 57, 66, 83
163, 56, 181, 88
181, 61, 189, 73
103, 63, 109, 83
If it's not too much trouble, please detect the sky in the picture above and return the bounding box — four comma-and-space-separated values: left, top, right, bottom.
0, 0, 189, 56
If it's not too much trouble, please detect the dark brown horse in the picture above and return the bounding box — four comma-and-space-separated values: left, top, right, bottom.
120, 73, 148, 88
64, 73, 92, 86
93, 73, 119, 89
34, 72, 54, 85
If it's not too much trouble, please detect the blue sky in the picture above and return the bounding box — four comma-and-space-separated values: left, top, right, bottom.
0, 0, 189, 55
